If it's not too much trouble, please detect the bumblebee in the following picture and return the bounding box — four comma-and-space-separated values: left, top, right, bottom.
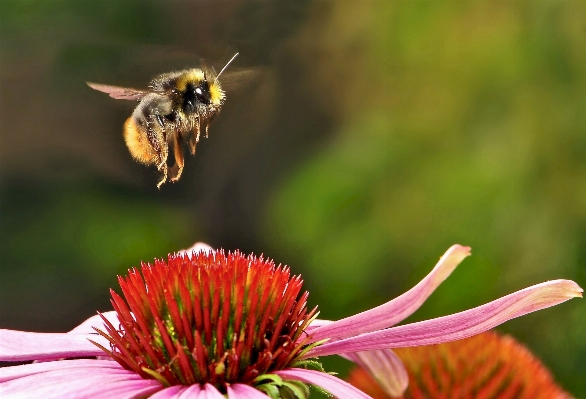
88, 53, 238, 188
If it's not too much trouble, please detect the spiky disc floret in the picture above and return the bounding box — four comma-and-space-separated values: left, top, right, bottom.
92, 250, 318, 392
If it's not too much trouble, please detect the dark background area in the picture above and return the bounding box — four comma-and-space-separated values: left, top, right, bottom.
1, 1, 585, 396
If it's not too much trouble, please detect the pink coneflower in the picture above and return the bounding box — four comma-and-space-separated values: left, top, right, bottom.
347, 330, 572, 399
0, 244, 582, 398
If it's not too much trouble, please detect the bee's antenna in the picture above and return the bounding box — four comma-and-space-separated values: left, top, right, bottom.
215, 53, 239, 82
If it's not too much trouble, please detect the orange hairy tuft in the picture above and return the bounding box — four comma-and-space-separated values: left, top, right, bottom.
123, 117, 157, 165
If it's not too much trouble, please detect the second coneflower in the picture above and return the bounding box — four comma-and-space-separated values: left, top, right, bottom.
0, 244, 582, 398
347, 330, 572, 399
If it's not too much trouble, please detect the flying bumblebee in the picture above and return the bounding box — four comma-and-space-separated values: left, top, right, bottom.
88, 53, 238, 188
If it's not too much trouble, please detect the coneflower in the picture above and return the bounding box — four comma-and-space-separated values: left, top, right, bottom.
347, 330, 572, 399
0, 244, 581, 398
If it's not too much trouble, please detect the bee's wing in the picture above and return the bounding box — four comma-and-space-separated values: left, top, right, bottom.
86, 82, 148, 101
218, 68, 264, 93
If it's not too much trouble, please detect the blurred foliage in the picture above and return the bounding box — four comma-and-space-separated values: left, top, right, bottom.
266, 1, 586, 396
0, 0, 585, 397
0, 181, 197, 330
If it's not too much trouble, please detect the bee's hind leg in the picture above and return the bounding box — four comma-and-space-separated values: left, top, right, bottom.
149, 114, 169, 189
169, 133, 185, 183
154, 140, 169, 189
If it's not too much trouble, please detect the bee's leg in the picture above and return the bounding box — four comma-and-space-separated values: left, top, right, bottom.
188, 117, 201, 155
156, 153, 168, 189
150, 115, 169, 189
169, 133, 185, 183
156, 166, 167, 189
203, 122, 209, 139
203, 114, 217, 139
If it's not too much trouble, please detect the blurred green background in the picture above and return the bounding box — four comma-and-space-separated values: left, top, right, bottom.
1, 0, 585, 396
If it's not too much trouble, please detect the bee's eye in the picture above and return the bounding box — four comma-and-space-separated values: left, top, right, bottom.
194, 84, 210, 104
183, 82, 210, 112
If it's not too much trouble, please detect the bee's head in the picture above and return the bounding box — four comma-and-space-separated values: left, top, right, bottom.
181, 73, 225, 113
202, 53, 238, 108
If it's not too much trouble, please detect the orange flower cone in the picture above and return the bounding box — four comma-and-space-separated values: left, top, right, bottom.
347, 330, 572, 399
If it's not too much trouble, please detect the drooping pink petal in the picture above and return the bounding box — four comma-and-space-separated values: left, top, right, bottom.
308, 279, 583, 357
0, 365, 162, 399
68, 311, 120, 334
308, 245, 471, 342
227, 383, 270, 398
275, 369, 372, 399
345, 349, 408, 398
0, 359, 122, 383
177, 242, 214, 259
0, 329, 108, 361
143, 385, 185, 399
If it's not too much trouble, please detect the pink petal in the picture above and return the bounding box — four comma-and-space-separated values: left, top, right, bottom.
308, 279, 583, 357
0, 329, 108, 361
345, 350, 408, 397
305, 319, 333, 333
142, 385, 185, 399
200, 384, 226, 399
308, 245, 471, 342
0, 365, 162, 398
227, 384, 270, 398
0, 359, 122, 382
275, 369, 372, 399
69, 311, 120, 334
177, 242, 214, 259
176, 384, 202, 398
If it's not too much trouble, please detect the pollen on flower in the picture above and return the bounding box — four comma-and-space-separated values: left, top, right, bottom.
91, 250, 318, 393
347, 330, 572, 399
